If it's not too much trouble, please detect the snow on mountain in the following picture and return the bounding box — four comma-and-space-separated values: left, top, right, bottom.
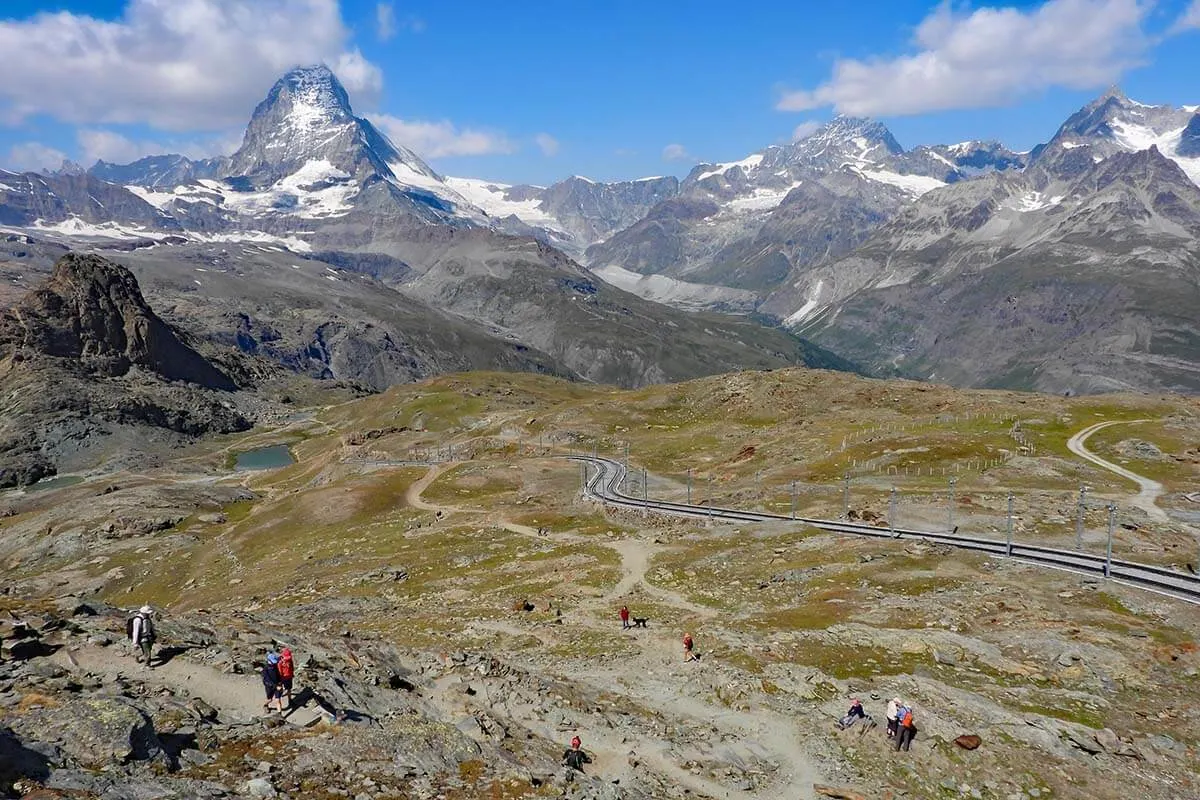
443, 177, 564, 232
1033, 88, 1200, 186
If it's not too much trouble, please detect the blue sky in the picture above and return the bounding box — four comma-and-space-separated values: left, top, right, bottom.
2, 0, 1199, 185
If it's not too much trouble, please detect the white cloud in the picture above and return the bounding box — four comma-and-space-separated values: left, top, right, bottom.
791, 121, 822, 141
535, 133, 560, 157
0, 0, 383, 131
4, 142, 68, 172
662, 143, 691, 161
1174, 0, 1200, 31
77, 129, 241, 165
777, 0, 1151, 116
370, 115, 516, 158
376, 2, 395, 41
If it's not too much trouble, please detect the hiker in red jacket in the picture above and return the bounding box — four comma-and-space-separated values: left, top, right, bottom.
895, 704, 917, 751
619, 605, 630, 630
277, 647, 296, 710
683, 633, 698, 662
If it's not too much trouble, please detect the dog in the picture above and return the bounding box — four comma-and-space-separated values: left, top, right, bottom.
631, 617, 649, 628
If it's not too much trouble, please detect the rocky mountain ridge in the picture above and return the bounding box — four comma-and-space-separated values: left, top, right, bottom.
0, 253, 266, 487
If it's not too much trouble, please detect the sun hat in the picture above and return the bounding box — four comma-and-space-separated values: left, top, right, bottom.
266, 652, 280, 665
139, 605, 153, 614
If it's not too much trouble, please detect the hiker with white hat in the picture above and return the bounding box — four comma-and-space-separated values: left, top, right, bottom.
126, 606, 156, 668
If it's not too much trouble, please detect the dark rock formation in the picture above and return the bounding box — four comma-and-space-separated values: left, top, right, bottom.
0, 253, 236, 390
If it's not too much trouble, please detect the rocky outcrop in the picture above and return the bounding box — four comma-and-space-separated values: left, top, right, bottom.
0, 252, 236, 390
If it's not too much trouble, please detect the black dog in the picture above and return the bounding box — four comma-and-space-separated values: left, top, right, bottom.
632, 617, 649, 628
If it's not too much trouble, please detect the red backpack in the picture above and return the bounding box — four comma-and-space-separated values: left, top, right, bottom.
278, 654, 294, 680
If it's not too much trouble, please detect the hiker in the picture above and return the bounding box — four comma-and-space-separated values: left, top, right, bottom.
128, 606, 156, 668
619, 605, 630, 630
262, 651, 283, 713
886, 697, 901, 738
562, 735, 592, 778
837, 697, 871, 730
895, 703, 917, 752
683, 633, 698, 662
278, 647, 296, 710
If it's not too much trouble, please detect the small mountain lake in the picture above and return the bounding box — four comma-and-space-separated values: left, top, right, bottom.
233, 444, 295, 471
25, 475, 85, 493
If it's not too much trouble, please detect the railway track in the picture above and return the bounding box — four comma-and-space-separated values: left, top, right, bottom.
570, 455, 1200, 607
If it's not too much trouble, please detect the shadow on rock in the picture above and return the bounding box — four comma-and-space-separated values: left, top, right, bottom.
0, 725, 52, 791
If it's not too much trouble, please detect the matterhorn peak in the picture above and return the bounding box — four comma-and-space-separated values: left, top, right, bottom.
225, 65, 438, 190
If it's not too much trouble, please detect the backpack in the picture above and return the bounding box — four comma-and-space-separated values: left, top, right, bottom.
900, 708, 914, 727
278, 655, 294, 680
126, 614, 154, 642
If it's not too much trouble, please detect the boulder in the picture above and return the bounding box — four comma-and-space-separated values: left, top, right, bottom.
19, 696, 162, 767
954, 734, 982, 750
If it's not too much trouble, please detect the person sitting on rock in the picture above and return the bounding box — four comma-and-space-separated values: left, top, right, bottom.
837, 697, 872, 730
562, 735, 592, 776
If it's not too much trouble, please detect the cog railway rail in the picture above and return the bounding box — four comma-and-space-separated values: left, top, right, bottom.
571, 455, 1200, 607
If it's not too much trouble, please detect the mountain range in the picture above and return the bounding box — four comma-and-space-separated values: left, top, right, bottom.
0, 66, 848, 399
2, 66, 1199, 396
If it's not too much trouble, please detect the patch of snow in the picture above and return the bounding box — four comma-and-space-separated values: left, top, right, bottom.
126, 185, 177, 209
191, 230, 313, 253
211, 159, 359, 219
783, 279, 825, 326
569, 175, 596, 184
0, 182, 16, 192
444, 176, 564, 231
723, 182, 802, 213
947, 141, 977, 155
695, 153, 764, 182
1108, 119, 1200, 186
856, 168, 945, 196
633, 175, 665, 182
1109, 119, 1184, 153
1060, 141, 1087, 150
1004, 191, 1064, 212
592, 264, 757, 311
30, 216, 171, 240
927, 150, 957, 169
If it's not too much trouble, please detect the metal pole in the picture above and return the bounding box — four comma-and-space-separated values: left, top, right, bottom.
948, 477, 957, 533
624, 442, 629, 469
687, 468, 692, 506
581, 462, 586, 495
843, 473, 850, 519
643, 467, 648, 508
790, 480, 797, 520
1076, 486, 1088, 550
889, 487, 897, 535
1105, 504, 1115, 578
708, 475, 713, 520
1006, 492, 1014, 556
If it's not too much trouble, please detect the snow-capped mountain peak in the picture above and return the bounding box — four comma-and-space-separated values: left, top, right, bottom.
1032, 88, 1200, 186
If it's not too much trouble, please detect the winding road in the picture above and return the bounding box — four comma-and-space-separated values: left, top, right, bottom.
1066, 420, 1168, 522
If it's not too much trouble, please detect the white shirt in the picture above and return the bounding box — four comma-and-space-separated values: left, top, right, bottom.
886, 700, 898, 721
